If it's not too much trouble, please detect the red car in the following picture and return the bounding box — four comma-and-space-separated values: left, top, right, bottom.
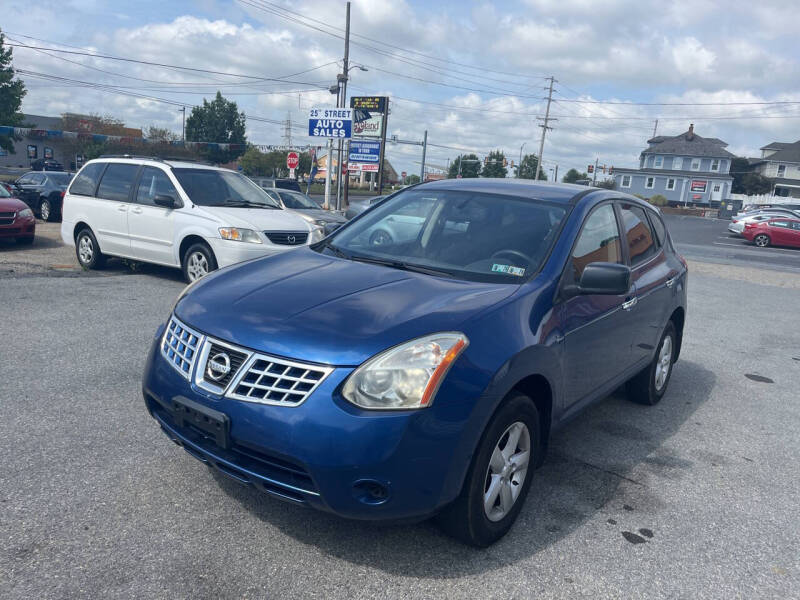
742, 218, 800, 248
0, 184, 36, 245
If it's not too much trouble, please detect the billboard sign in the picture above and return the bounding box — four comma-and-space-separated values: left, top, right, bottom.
308, 107, 352, 138
351, 96, 387, 112
691, 180, 707, 193
352, 114, 383, 138
349, 140, 381, 164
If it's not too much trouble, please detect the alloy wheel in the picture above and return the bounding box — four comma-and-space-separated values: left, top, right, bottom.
370, 231, 392, 246
754, 235, 769, 247
483, 421, 531, 522
78, 235, 93, 264
654, 334, 673, 391
40, 200, 51, 221
186, 251, 209, 281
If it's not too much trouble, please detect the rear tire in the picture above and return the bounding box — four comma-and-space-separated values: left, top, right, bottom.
75, 228, 106, 270
626, 321, 676, 406
181, 242, 217, 283
753, 234, 770, 248
436, 394, 540, 547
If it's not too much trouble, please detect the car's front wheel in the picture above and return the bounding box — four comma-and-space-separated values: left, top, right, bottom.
437, 394, 540, 547
626, 320, 676, 405
182, 242, 217, 283
753, 234, 770, 247
39, 198, 52, 221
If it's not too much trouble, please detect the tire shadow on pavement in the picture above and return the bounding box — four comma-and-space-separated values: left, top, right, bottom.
210, 359, 715, 577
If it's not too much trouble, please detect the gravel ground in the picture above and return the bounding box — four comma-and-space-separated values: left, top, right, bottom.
0, 224, 799, 599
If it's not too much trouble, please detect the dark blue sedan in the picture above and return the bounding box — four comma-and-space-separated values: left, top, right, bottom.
142, 179, 687, 546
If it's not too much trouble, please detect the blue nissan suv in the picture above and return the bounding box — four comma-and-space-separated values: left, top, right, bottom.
142, 179, 687, 546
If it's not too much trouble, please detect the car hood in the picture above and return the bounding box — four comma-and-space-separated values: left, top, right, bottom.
198, 206, 311, 232
0, 196, 27, 211
176, 248, 517, 366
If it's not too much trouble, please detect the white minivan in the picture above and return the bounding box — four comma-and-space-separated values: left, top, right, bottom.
61, 157, 322, 282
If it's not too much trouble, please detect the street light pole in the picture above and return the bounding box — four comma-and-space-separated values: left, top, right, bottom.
335, 1, 351, 212
179, 106, 186, 142
518, 142, 525, 178
419, 129, 428, 182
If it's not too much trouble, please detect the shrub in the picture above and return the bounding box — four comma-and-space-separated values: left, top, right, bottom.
648, 194, 668, 206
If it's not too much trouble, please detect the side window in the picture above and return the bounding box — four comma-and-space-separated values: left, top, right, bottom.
17, 174, 32, 185
69, 163, 106, 197
30, 174, 46, 185
792, 222, 800, 231
770, 220, 789, 228
135, 167, 179, 206
620, 204, 657, 267
97, 164, 139, 202
648, 211, 667, 247
571, 204, 622, 279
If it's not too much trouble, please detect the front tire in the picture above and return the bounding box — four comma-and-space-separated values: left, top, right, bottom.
753, 234, 770, 248
39, 198, 53, 222
182, 242, 217, 283
75, 228, 106, 270
436, 394, 540, 547
626, 321, 676, 405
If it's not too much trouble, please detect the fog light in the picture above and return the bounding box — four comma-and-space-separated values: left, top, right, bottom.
352, 479, 390, 505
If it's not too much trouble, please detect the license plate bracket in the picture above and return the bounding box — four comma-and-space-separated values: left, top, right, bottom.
171, 396, 230, 449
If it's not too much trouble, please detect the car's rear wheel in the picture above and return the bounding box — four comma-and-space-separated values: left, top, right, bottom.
182, 242, 217, 283
626, 320, 676, 405
753, 234, 770, 247
39, 198, 52, 221
75, 227, 106, 270
436, 394, 539, 547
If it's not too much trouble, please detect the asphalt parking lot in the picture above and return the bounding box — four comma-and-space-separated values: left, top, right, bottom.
1, 220, 799, 599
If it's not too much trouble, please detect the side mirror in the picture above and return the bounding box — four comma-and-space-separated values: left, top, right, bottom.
153, 194, 178, 208
563, 262, 631, 298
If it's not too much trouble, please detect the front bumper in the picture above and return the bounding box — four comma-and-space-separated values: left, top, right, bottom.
0, 217, 35, 238
207, 238, 282, 269
728, 222, 744, 234
142, 323, 483, 521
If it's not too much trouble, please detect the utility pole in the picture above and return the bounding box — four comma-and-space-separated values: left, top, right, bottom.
592, 157, 599, 186
377, 99, 389, 194
179, 106, 186, 142
535, 76, 556, 181
324, 138, 333, 209
518, 142, 526, 178
333, 1, 351, 211
652, 119, 658, 138
419, 130, 428, 182
554, 164, 558, 182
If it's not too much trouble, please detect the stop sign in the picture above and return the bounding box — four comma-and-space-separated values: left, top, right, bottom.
401, 171, 407, 178
287, 151, 299, 169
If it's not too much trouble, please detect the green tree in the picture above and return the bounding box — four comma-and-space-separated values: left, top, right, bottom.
562, 168, 588, 183
730, 157, 772, 195
0, 30, 27, 154
517, 154, 547, 180
406, 174, 421, 185
185, 91, 247, 164
481, 149, 508, 178
447, 154, 481, 178
144, 125, 179, 142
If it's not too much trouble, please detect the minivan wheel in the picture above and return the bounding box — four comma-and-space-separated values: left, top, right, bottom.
75, 228, 106, 270
369, 229, 393, 246
436, 394, 540, 547
626, 320, 676, 406
753, 234, 770, 248
39, 198, 52, 221
182, 242, 217, 283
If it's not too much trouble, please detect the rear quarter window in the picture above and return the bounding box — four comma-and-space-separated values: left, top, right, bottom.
69, 163, 107, 197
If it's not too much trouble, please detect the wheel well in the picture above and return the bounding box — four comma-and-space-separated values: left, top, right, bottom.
179, 235, 210, 262
509, 374, 553, 465
669, 306, 685, 361
73, 222, 91, 241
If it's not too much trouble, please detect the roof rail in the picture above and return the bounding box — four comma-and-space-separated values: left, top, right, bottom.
98, 154, 166, 162
97, 154, 212, 166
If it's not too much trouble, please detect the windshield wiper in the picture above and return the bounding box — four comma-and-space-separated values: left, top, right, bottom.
209, 201, 276, 209
348, 254, 455, 278
320, 240, 351, 259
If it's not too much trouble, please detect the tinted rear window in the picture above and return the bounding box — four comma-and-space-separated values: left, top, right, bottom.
97, 164, 139, 202
69, 163, 106, 197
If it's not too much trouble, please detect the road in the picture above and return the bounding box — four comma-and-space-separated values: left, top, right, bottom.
1, 222, 799, 598
664, 214, 800, 273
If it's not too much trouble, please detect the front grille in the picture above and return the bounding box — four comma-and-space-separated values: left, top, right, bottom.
229, 355, 332, 406
199, 341, 248, 389
161, 316, 203, 380
0, 212, 15, 226
264, 231, 308, 245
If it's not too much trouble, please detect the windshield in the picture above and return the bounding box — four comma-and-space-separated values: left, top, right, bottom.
173, 169, 281, 208
278, 190, 318, 209
321, 188, 568, 283
0, 185, 10, 198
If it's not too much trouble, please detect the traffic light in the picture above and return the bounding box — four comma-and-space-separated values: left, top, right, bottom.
588, 164, 594, 173
503, 158, 508, 167
609, 166, 614, 175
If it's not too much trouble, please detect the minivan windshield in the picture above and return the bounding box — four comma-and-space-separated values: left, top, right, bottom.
173, 169, 281, 209
319, 188, 568, 283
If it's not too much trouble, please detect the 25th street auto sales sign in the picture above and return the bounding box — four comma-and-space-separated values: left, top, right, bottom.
308, 107, 353, 138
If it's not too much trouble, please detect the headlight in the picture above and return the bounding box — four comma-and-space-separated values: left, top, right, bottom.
219, 227, 262, 244
314, 219, 327, 227
18, 208, 34, 218
342, 333, 469, 410
310, 225, 325, 242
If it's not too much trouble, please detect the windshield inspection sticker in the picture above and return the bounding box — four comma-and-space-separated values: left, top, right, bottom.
492, 264, 525, 277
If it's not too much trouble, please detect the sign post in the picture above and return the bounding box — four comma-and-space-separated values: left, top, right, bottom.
287, 151, 299, 180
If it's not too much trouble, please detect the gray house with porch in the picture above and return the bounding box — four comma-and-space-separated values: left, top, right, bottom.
612, 124, 734, 205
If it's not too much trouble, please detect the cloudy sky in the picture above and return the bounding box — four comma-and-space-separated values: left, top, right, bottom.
4, 0, 800, 178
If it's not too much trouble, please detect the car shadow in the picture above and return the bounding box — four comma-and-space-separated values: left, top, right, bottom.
210, 359, 715, 576
0, 234, 63, 251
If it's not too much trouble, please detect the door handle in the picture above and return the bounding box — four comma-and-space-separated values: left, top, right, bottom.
666, 276, 677, 288
130, 207, 143, 214
118, 205, 128, 212
622, 297, 638, 310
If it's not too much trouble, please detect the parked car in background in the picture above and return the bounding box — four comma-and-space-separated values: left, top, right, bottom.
30, 158, 65, 172
61, 157, 322, 282
344, 195, 387, 220
251, 177, 303, 193
142, 179, 687, 547
728, 212, 799, 235
742, 218, 800, 248
262, 188, 346, 234
14, 171, 74, 221
0, 185, 35, 244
